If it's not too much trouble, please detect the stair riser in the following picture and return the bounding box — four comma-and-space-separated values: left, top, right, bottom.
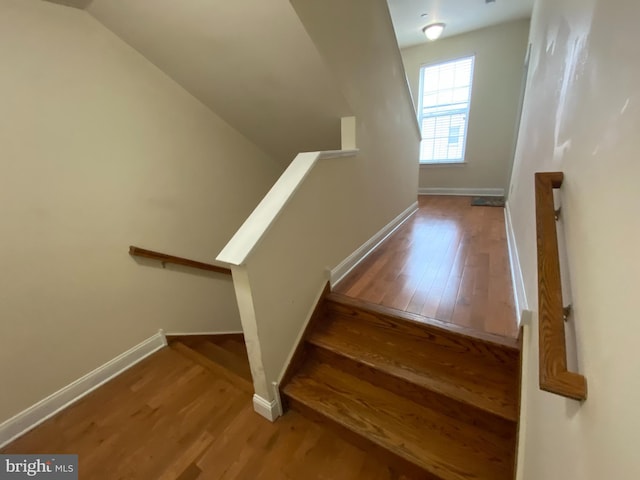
326, 300, 519, 367
307, 344, 518, 437
285, 394, 443, 480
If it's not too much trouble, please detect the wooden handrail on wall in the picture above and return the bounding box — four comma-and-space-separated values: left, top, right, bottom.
535, 172, 587, 401
129, 246, 231, 276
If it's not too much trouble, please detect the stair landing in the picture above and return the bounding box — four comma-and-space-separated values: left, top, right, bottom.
334, 195, 518, 339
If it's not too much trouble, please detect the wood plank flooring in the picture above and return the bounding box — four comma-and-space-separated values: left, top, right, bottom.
335, 195, 518, 338
2, 336, 411, 480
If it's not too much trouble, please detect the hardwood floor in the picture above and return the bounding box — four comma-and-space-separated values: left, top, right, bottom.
335, 195, 518, 338
2, 198, 519, 479
2, 336, 411, 480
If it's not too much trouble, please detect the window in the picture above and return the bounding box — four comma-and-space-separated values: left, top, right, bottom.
418, 56, 475, 164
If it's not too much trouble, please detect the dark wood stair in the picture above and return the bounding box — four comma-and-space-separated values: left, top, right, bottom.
282, 292, 521, 480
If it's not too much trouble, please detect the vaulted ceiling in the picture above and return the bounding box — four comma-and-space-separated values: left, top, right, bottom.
388, 0, 534, 48
46, 0, 352, 165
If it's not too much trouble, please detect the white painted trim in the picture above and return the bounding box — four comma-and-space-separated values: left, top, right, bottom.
252, 394, 281, 422
505, 201, 529, 324
271, 382, 284, 418
397, 49, 421, 140
420, 162, 468, 168
231, 265, 270, 402
164, 330, 243, 336
217, 149, 359, 266
516, 312, 533, 480
418, 187, 505, 196
341, 117, 357, 150
317, 149, 359, 160
0, 331, 167, 449
330, 201, 418, 287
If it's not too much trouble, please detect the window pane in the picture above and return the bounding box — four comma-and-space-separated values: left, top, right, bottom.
439, 67, 454, 89
421, 117, 436, 138
454, 60, 473, 87
452, 87, 470, 103
418, 56, 474, 164
434, 116, 451, 139
434, 137, 449, 159
423, 93, 438, 107
436, 88, 454, 105
449, 125, 461, 144
423, 70, 439, 92
420, 139, 434, 161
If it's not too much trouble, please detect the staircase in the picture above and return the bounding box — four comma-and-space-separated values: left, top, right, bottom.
282, 292, 521, 480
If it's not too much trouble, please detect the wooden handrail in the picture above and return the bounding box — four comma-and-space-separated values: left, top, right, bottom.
129, 246, 231, 275
534, 172, 587, 400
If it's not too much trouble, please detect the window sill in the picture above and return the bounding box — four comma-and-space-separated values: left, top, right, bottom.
419, 161, 468, 168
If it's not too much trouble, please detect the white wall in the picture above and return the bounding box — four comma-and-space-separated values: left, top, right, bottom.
509, 0, 640, 478
292, 0, 420, 214
0, 0, 280, 424
402, 19, 530, 194
221, 0, 420, 408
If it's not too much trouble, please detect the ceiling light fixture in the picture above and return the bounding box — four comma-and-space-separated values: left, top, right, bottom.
423, 23, 445, 41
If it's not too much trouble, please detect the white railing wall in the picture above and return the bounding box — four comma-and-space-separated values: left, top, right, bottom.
217, 148, 365, 418
218, 0, 422, 420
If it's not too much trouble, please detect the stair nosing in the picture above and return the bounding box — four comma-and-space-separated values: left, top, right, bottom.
325, 292, 520, 352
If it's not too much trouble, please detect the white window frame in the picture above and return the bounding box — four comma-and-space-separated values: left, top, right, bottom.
417, 55, 475, 165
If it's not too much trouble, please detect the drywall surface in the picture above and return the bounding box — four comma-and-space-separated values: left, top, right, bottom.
225, 0, 420, 402
402, 19, 530, 193
0, 0, 280, 424
508, 0, 640, 478
239, 154, 366, 401
87, 0, 352, 165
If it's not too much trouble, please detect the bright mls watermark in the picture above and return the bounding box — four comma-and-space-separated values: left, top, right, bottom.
0, 455, 77, 479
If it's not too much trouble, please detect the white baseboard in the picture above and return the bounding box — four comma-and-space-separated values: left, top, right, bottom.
418, 187, 505, 196
330, 201, 418, 286
0, 330, 167, 449
164, 330, 243, 336
252, 394, 281, 422
516, 312, 533, 480
505, 202, 529, 324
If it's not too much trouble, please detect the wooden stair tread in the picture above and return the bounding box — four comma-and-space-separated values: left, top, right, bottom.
284, 362, 514, 480
306, 345, 517, 441
170, 342, 253, 394
189, 340, 253, 382
326, 293, 520, 356
309, 314, 519, 421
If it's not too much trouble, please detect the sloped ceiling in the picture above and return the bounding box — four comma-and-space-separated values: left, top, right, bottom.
85, 0, 351, 165
388, 0, 533, 48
